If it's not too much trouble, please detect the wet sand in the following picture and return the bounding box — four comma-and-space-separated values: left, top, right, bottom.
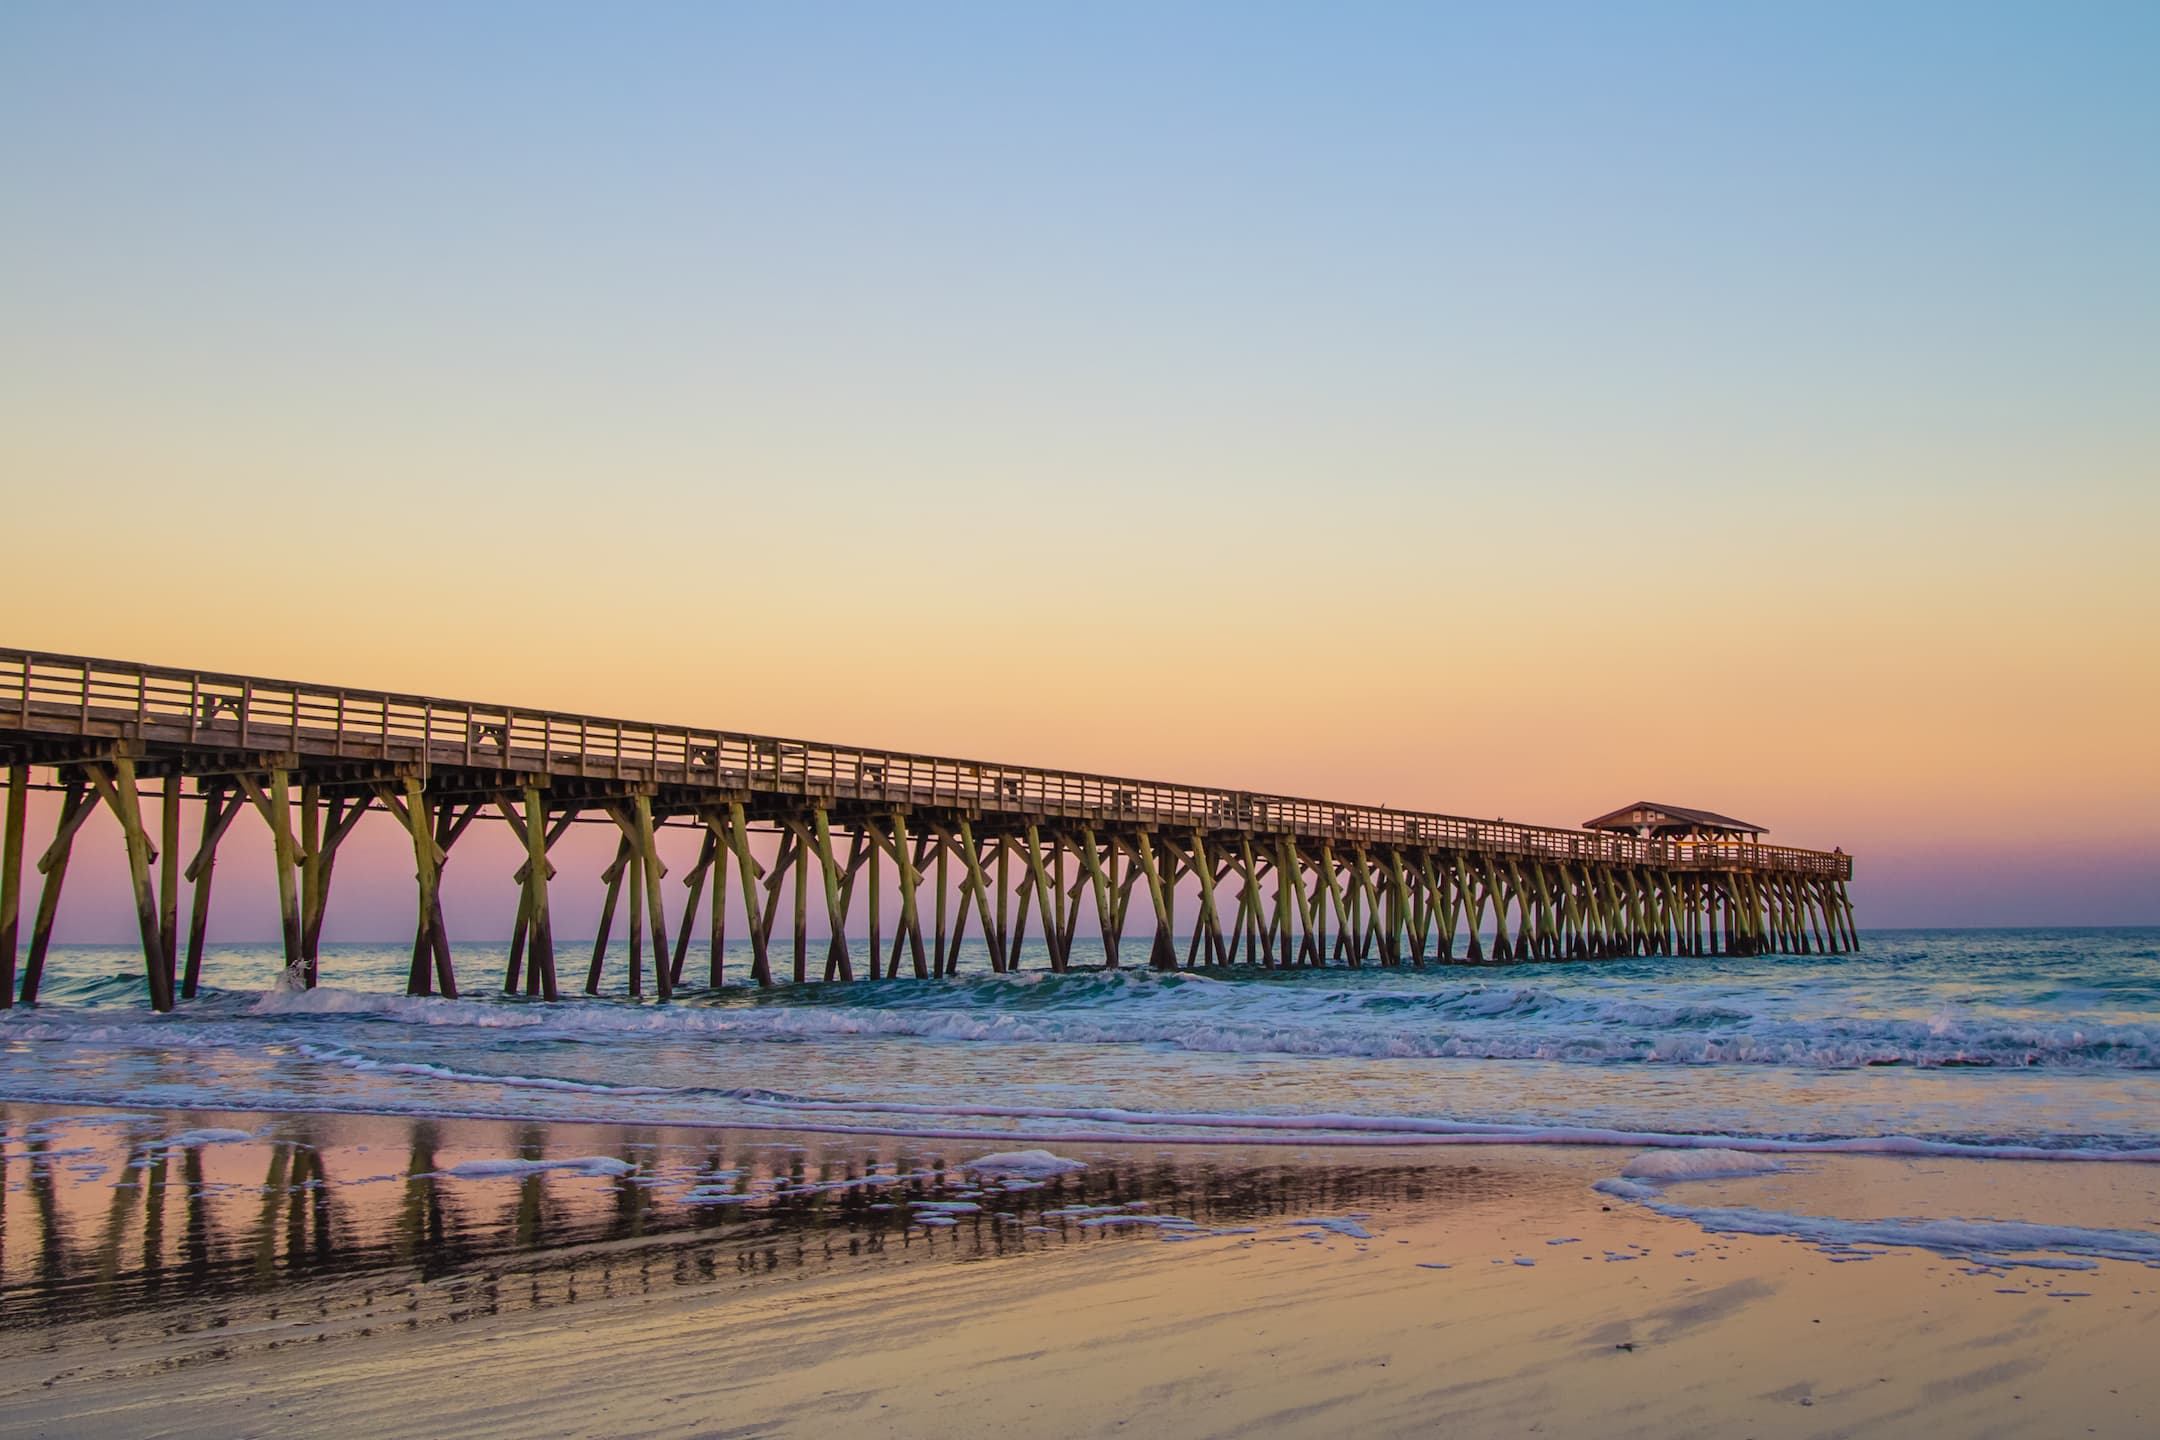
2, 1104, 2156, 1438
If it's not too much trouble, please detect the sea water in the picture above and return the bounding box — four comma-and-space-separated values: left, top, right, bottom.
3, 929, 2154, 1159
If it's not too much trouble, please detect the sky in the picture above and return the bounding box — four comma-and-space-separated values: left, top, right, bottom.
2, 1, 2155, 938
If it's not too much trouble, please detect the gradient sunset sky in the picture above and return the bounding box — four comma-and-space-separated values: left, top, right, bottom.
3, 2, 2154, 937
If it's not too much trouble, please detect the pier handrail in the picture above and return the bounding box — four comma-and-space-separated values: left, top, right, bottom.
0, 647, 1851, 879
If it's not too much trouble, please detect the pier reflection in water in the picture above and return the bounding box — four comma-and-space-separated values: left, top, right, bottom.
0, 1105, 1532, 1368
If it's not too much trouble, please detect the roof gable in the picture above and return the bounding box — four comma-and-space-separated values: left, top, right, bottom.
1581, 801, 1766, 834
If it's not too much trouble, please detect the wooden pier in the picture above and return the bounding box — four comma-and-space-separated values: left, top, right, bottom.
0, 648, 1857, 1010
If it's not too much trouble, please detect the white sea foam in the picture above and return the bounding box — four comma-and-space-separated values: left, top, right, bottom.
1592, 1178, 1662, 1201
298, 1046, 677, 1096
161, 1128, 255, 1148
1596, 1154, 2160, 1268
1621, 1149, 1786, 1181
208, 980, 2160, 1072
1636, 1201, 2160, 1267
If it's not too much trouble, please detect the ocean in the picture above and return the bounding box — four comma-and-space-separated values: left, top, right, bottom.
4, 928, 2155, 1160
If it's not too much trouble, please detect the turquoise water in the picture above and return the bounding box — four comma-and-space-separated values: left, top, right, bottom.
3, 929, 2156, 1155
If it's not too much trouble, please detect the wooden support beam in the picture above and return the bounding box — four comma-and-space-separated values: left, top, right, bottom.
988, 838, 1008, 973
1271, 839, 1295, 968
1394, 850, 1428, 965
1252, 852, 1280, 964
159, 776, 181, 994
1317, 843, 1352, 968
1190, 832, 1227, 967
1454, 855, 1485, 962
1349, 847, 1382, 964
181, 785, 239, 999
1022, 823, 1068, 973
866, 818, 884, 979
19, 777, 89, 1005
703, 815, 731, 985
790, 822, 810, 984
506, 888, 530, 994
426, 804, 465, 999
1272, 838, 1299, 967
294, 792, 373, 988
1536, 863, 1557, 958
587, 836, 631, 994
520, 786, 557, 1000
930, 823, 976, 978
633, 795, 671, 1000
834, 825, 870, 981
1183, 853, 1209, 967
0, 763, 23, 1008
1483, 856, 1515, 961
1059, 841, 1081, 971
1076, 827, 1117, 970
671, 831, 717, 987
389, 779, 454, 997
36, 776, 102, 876
1160, 842, 1185, 969
891, 812, 928, 979
812, 810, 853, 982
1061, 847, 1087, 972
403, 801, 449, 996
908, 830, 934, 974
598, 798, 672, 981
1506, 859, 1533, 960
1556, 862, 1584, 959
84, 759, 175, 1011
1007, 836, 1033, 970
626, 845, 646, 998
759, 827, 796, 977
932, 828, 951, 978
1110, 838, 1141, 952
948, 842, 973, 975
958, 819, 1004, 973
231, 770, 305, 980
724, 802, 772, 987
1232, 838, 1263, 966
297, 781, 323, 987
1131, 831, 1175, 971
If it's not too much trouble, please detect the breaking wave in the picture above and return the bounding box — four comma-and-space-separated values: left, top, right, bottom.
3, 930, 2156, 1155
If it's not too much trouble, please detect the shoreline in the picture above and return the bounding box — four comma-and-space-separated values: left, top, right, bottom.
5, 1082, 2160, 1164
4, 1103, 2157, 1437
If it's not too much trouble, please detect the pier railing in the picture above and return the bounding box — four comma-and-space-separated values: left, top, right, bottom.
0, 648, 1850, 879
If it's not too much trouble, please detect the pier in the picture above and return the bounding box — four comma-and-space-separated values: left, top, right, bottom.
0, 648, 1856, 1010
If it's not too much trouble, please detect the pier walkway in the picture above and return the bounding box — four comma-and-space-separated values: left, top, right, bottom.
0, 648, 1856, 1009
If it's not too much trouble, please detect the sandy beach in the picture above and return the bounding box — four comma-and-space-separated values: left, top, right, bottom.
3, 1104, 2154, 1439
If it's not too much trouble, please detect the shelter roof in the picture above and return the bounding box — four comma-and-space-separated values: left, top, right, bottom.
1581, 801, 1766, 834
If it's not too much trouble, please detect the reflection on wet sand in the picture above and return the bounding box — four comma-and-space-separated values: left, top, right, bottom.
1, 1104, 1525, 1367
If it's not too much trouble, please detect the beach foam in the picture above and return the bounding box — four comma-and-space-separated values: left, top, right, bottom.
189, 968, 2160, 1072
1620, 1148, 1785, 1181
